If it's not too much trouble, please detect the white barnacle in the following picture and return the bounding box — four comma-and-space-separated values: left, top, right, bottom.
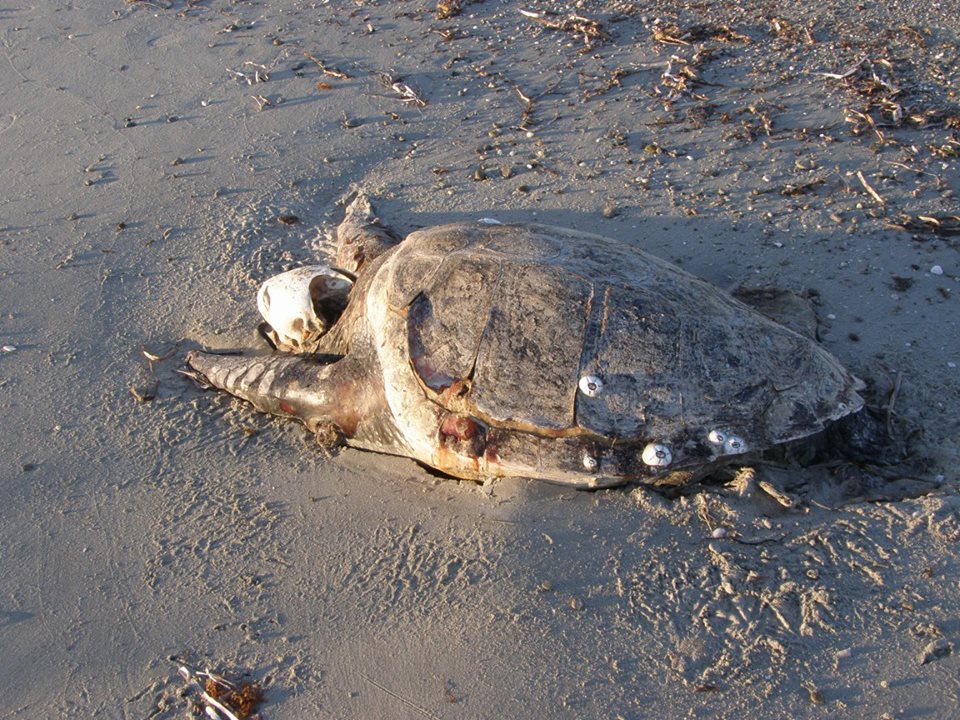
578, 374, 604, 397
642, 443, 672, 467
724, 435, 747, 455
708, 429, 746, 455
707, 429, 727, 445
582, 452, 599, 472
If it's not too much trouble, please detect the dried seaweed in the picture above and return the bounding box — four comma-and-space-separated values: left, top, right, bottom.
656, 49, 718, 102
886, 214, 960, 236
780, 178, 825, 196
652, 22, 750, 46
205, 677, 263, 719
436, 0, 463, 20
768, 17, 815, 44
520, 9, 607, 50
818, 57, 960, 139
176, 664, 264, 720
377, 73, 428, 107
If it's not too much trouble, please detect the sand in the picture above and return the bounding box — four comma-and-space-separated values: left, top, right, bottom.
1, 0, 958, 717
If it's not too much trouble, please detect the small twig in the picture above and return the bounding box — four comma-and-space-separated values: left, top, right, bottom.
731, 533, 788, 545
129, 381, 158, 403
177, 667, 242, 720
513, 85, 536, 130
251, 94, 271, 111
899, 25, 926, 46
226, 68, 251, 85
780, 177, 825, 196
884, 160, 939, 178
813, 58, 865, 80
855, 170, 885, 205
142, 346, 176, 365
195, 669, 239, 692
845, 108, 885, 143
304, 52, 350, 79
886, 213, 960, 236
429, 27, 467, 41
359, 672, 440, 720
758, 479, 797, 508
125, 0, 170, 8
377, 72, 427, 107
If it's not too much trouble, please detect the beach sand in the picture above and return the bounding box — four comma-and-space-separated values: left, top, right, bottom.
1, 1, 958, 717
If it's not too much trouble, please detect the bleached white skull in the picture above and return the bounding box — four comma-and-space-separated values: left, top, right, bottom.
256, 266, 352, 353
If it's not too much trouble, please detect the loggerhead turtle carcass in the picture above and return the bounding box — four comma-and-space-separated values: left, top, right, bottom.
186, 195, 866, 488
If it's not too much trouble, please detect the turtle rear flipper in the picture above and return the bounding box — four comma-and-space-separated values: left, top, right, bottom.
827, 406, 911, 466
336, 193, 402, 274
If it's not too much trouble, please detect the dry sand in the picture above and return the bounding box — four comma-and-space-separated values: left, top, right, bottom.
1, 0, 959, 717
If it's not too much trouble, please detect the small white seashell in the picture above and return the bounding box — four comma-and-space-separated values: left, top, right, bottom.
578, 374, 604, 397
724, 435, 747, 454
642, 443, 672, 467
711, 527, 728, 539
931, 264, 944, 275
477, 217, 502, 224
1, 345, 16, 353
582, 453, 598, 471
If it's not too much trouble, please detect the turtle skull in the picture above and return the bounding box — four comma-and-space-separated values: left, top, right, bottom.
256, 266, 352, 352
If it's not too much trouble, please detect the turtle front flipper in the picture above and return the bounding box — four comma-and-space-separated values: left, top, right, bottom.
185, 350, 401, 454
186, 351, 344, 430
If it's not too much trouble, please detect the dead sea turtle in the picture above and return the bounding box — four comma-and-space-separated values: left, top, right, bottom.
186, 195, 865, 488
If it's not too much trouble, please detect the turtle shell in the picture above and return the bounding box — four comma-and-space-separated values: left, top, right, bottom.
377, 222, 861, 477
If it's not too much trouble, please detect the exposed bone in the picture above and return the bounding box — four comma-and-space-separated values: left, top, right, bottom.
257, 266, 352, 353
